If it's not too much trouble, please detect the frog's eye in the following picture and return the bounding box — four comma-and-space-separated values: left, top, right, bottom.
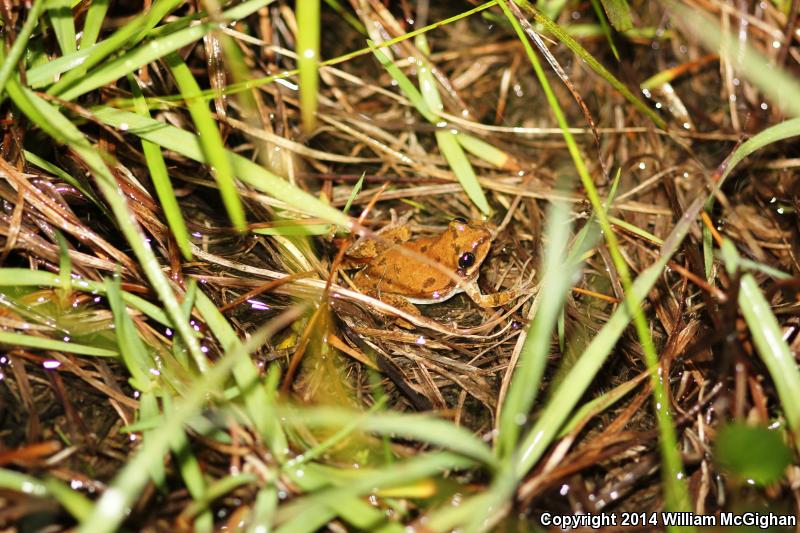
458, 251, 476, 269
452, 216, 467, 224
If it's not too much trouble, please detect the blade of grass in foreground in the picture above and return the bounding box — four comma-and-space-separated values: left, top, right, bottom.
496, 196, 574, 457
79, 0, 110, 50
129, 75, 193, 259
165, 53, 246, 231
194, 290, 289, 456
47, 0, 77, 56
513, 0, 665, 129
721, 239, 800, 446
76, 308, 304, 533
106, 276, 156, 392
512, 115, 800, 493
0, 330, 117, 357
0, 468, 48, 496
500, 1, 691, 519
297, 0, 321, 132
667, 1, 800, 119
90, 106, 352, 229
276, 453, 470, 533
50, 0, 270, 100
285, 408, 497, 467
160, 392, 214, 532
0, 0, 47, 99
0, 268, 170, 326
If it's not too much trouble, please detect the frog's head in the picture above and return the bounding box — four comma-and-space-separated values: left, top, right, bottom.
447, 217, 492, 279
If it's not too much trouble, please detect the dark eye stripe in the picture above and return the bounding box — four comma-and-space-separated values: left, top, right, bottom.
452, 216, 467, 224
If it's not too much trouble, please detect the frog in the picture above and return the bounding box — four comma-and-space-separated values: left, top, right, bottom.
347, 217, 523, 320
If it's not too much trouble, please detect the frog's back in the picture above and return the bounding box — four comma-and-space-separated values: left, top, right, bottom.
353, 236, 459, 300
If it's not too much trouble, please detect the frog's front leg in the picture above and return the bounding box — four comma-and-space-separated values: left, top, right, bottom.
462, 280, 526, 308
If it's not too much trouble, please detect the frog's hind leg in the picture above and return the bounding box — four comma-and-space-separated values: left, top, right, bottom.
346, 224, 412, 262
379, 293, 422, 329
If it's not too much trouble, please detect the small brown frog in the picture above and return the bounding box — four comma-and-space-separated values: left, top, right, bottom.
347, 218, 522, 318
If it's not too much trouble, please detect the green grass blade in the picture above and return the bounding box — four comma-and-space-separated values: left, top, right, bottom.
286, 408, 496, 467
277, 453, 471, 533
48, 0, 77, 56
79, 0, 110, 49
23, 150, 102, 207
413, 35, 490, 214
719, 118, 800, 182
106, 276, 155, 391
501, 1, 691, 516
342, 172, 365, 216
181, 473, 258, 524
91, 106, 351, 229
161, 393, 213, 533
0, 268, 171, 326
139, 392, 167, 490
0, 468, 49, 496
165, 53, 246, 231
56, 22, 213, 101
129, 75, 193, 259
721, 240, 800, 443
370, 42, 436, 122
0, 0, 47, 99
415, 34, 444, 112
323, 0, 366, 34
497, 198, 573, 457
668, 1, 800, 119
41, 0, 184, 92
0, 330, 117, 357
590, 0, 620, 61
512, 0, 665, 129
455, 133, 512, 168
558, 374, 644, 437
194, 291, 289, 456
50, 0, 270, 100
598, 0, 632, 32
434, 131, 491, 215
44, 478, 94, 521
297, 0, 321, 132
55, 231, 73, 302
247, 487, 278, 533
